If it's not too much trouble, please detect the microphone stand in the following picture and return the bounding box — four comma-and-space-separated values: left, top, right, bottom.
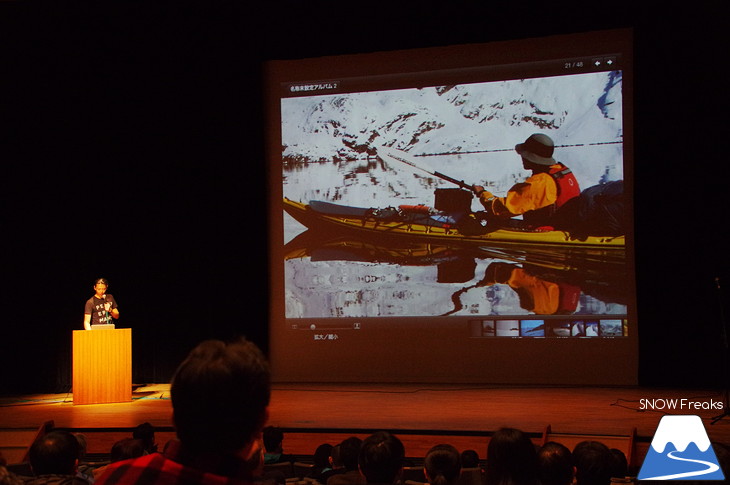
711, 276, 729, 425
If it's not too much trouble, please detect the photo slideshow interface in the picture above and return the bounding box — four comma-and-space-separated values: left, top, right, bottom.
266, 29, 637, 385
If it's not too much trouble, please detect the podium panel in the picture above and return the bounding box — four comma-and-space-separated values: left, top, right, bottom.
72, 328, 132, 405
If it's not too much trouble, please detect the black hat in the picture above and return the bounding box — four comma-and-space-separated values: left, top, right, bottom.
515, 133, 555, 165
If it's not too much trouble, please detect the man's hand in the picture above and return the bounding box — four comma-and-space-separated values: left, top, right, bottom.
472, 184, 485, 196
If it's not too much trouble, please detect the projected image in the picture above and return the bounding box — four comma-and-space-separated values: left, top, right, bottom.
520, 320, 546, 337
281, 71, 627, 321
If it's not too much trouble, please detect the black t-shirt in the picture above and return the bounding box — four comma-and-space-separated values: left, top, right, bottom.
84, 294, 118, 326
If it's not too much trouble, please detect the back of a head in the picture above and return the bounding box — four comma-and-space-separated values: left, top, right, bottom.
263, 426, 285, 453
608, 449, 627, 479
537, 442, 573, 485
572, 441, 613, 485
29, 431, 80, 477
486, 427, 539, 485
171, 338, 271, 454
339, 437, 363, 471
314, 443, 334, 468
110, 439, 145, 463
460, 449, 480, 469
358, 431, 405, 484
425, 444, 461, 485
132, 422, 156, 453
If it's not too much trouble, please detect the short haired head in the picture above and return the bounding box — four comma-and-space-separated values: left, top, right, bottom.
424, 444, 461, 485
314, 443, 334, 468
609, 448, 627, 479
486, 427, 539, 485
263, 426, 284, 453
358, 431, 405, 484
171, 338, 270, 454
339, 437, 362, 471
133, 422, 156, 453
460, 449, 480, 468
29, 430, 80, 476
110, 438, 145, 463
94, 278, 109, 287
572, 441, 613, 485
538, 442, 574, 485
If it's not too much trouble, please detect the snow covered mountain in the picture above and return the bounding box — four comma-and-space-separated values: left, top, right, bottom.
281, 70, 624, 209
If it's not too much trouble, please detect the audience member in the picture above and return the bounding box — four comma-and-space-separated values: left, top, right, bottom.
572, 441, 614, 485
95, 337, 271, 485
132, 423, 158, 455
358, 431, 405, 485
608, 449, 627, 479
424, 444, 461, 485
537, 442, 573, 485
320, 444, 345, 484
460, 450, 480, 469
27, 430, 88, 485
92, 439, 146, 480
263, 427, 295, 465
73, 434, 95, 484
327, 438, 364, 485
109, 439, 145, 463
485, 428, 539, 485
308, 443, 334, 483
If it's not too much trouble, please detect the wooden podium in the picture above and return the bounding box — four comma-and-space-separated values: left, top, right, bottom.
72, 328, 132, 405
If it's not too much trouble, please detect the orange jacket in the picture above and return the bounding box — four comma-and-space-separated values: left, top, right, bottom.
479, 163, 580, 221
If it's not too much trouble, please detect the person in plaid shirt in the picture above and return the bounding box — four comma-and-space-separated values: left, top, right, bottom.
96, 338, 271, 485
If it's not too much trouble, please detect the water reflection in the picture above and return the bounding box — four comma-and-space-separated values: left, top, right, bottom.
284, 231, 627, 318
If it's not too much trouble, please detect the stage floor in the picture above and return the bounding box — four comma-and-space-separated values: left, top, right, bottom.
2, 384, 728, 463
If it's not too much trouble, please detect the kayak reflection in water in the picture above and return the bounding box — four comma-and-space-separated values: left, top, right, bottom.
478, 262, 581, 315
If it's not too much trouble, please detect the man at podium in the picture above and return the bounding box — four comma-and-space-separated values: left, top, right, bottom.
83, 278, 120, 330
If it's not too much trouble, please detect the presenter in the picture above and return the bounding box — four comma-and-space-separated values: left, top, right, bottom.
83, 277, 120, 330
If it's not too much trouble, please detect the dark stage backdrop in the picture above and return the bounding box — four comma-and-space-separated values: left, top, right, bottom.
1, 3, 727, 394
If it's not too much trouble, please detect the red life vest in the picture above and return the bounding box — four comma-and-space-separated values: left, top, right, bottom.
551, 164, 580, 208
523, 163, 580, 226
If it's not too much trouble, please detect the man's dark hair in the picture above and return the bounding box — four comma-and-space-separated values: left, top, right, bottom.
171, 338, 271, 453
572, 441, 613, 485
460, 449, 480, 468
263, 426, 284, 452
29, 430, 80, 476
339, 437, 362, 471
538, 442, 573, 485
110, 439, 145, 463
132, 422, 156, 454
485, 427, 539, 485
313, 443, 334, 468
358, 431, 405, 484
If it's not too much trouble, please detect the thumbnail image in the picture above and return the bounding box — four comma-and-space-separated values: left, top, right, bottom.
600, 319, 624, 336
469, 320, 495, 337
520, 320, 545, 337
545, 320, 572, 337
496, 320, 520, 337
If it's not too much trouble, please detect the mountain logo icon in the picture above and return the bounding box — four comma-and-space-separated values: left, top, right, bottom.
638, 415, 725, 480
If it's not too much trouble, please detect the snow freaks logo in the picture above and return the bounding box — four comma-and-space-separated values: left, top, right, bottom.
638, 415, 725, 480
